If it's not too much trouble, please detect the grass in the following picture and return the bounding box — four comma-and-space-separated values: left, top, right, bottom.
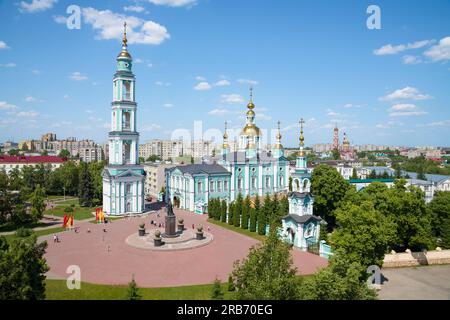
2, 226, 66, 243
207, 218, 266, 242
0, 221, 48, 233
46, 206, 95, 221
46, 195, 77, 201
45, 279, 236, 300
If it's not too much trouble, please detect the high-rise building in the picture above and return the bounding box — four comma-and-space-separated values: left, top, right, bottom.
102, 23, 145, 215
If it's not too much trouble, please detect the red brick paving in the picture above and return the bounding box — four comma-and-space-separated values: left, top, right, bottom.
43, 208, 328, 287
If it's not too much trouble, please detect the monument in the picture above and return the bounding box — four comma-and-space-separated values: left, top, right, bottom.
163, 200, 178, 238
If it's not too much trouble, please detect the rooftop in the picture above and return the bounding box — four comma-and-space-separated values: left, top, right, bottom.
0, 155, 67, 164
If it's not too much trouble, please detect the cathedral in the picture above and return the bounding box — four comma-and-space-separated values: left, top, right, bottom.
102, 23, 145, 216
165, 91, 290, 213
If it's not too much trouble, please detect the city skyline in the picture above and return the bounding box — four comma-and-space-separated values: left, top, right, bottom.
1, 0, 450, 147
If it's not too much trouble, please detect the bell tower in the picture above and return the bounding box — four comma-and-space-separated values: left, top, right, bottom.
103, 22, 145, 216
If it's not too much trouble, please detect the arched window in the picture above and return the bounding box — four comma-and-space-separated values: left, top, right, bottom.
123, 81, 131, 101
238, 178, 243, 191
122, 111, 131, 131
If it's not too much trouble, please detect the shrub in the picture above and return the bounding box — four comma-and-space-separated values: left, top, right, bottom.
16, 227, 33, 238
64, 206, 74, 213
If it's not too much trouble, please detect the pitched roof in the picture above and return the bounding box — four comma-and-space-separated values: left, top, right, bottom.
0, 155, 67, 164
283, 214, 321, 224
169, 164, 230, 175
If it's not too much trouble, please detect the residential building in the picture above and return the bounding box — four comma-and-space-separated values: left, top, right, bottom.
0, 155, 67, 174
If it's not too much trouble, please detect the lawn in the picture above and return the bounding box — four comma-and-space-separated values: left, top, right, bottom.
46, 206, 95, 221
2, 226, 66, 243
0, 221, 48, 233
207, 218, 266, 242
45, 280, 236, 300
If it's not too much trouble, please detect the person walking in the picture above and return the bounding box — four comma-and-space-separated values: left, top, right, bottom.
53, 234, 57, 243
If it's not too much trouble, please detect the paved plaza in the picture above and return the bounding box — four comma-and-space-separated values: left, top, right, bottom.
379, 265, 450, 300
42, 206, 328, 287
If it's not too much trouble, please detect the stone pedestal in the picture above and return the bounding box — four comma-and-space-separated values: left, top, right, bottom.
154, 238, 162, 247
139, 228, 146, 237
177, 224, 184, 233
196, 232, 204, 240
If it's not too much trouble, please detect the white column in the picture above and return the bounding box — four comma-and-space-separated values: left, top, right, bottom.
258, 164, 263, 196
244, 164, 250, 197
230, 165, 235, 201
273, 162, 278, 192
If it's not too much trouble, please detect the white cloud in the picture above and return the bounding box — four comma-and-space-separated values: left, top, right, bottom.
163, 103, 174, 108
237, 79, 259, 86
374, 39, 434, 55
147, 0, 197, 7
423, 120, 450, 127
256, 113, 272, 121
0, 101, 18, 110
124, 6, 146, 13
0, 63, 16, 68
85, 109, 94, 114
69, 72, 88, 81
19, 0, 57, 13
196, 76, 206, 81
53, 15, 66, 24
31, 69, 41, 75
389, 111, 427, 117
380, 87, 432, 101
388, 104, 417, 111
424, 37, 450, 62
63, 94, 70, 99
0, 41, 9, 49
214, 79, 231, 87
141, 123, 162, 131
194, 82, 212, 91
134, 58, 143, 63
221, 94, 244, 104
208, 108, 238, 116
24, 96, 43, 103
17, 110, 39, 118
402, 55, 422, 65
82, 7, 170, 45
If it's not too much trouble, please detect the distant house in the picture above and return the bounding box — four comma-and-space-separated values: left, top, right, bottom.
0, 155, 67, 174
349, 178, 395, 191
405, 172, 450, 193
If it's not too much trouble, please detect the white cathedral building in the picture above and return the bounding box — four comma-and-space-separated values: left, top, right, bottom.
102, 23, 145, 216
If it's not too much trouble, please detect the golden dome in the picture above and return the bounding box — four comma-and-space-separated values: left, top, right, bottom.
117, 50, 132, 59
223, 131, 228, 139
247, 101, 255, 110
246, 109, 255, 117
241, 124, 261, 136
276, 131, 282, 140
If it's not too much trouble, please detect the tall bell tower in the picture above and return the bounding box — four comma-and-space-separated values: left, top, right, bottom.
102, 23, 145, 216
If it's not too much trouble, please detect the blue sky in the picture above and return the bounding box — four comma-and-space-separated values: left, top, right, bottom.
0, 0, 449, 147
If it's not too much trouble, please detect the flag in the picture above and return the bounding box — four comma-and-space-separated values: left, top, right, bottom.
63, 214, 69, 228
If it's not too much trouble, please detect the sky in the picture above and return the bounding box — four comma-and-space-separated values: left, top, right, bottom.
0, 0, 449, 148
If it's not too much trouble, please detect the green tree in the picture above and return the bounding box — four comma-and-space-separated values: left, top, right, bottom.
227, 275, 235, 292
211, 278, 224, 300
331, 201, 396, 272
288, 176, 293, 192
231, 228, 301, 300
125, 275, 141, 300
279, 196, 290, 218
78, 162, 94, 207
234, 193, 243, 228
30, 185, 46, 222
249, 207, 257, 233
8, 149, 20, 156
221, 200, 228, 223
146, 155, 162, 162
40, 150, 48, 156
228, 202, 235, 226
258, 194, 270, 236
311, 165, 350, 231
58, 149, 71, 158
428, 191, 450, 247
332, 148, 340, 160
0, 236, 49, 300
351, 168, 358, 180
241, 196, 251, 230
299, 250, 377, 300
88, 161, 105, 206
